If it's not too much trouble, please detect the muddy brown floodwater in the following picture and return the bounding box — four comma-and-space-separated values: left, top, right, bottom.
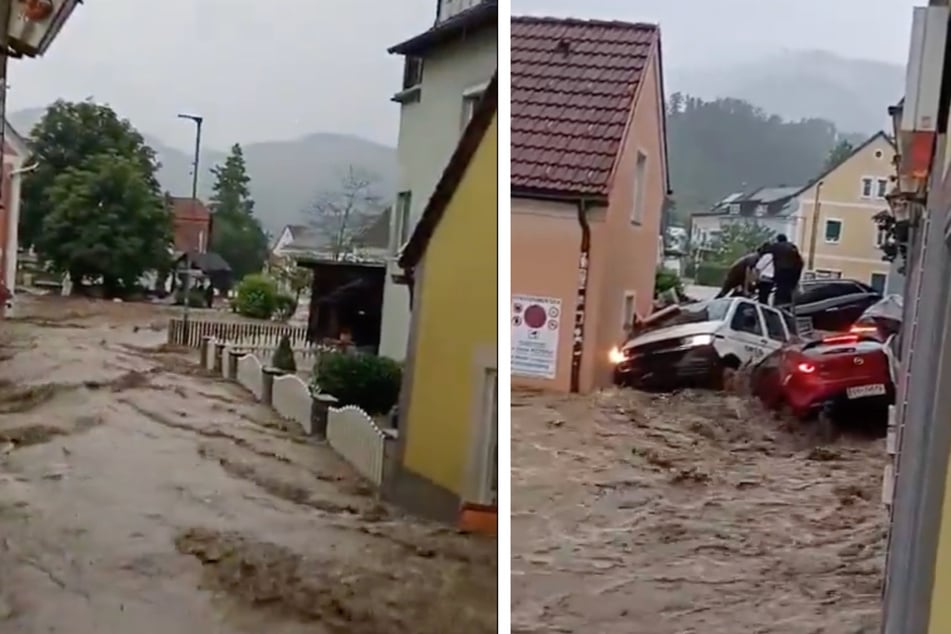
0, 296, 496, 634
511, 387, 886, 634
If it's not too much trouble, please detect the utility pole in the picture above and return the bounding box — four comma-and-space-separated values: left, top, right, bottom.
177, 113, 204, 343
806, 180, 824, 271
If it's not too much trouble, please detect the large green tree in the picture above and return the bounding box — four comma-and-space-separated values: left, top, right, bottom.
37, 153, 171, 294
709, 221, 775, 265
21, 100, 161, 249
209, 143, 269, 279
824, 139, 855, 171
665, 93, 865, 222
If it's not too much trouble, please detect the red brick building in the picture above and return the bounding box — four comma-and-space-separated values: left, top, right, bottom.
169, 196, 212, 254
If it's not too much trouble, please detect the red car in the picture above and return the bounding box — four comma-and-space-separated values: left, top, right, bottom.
750, 333, 894, 425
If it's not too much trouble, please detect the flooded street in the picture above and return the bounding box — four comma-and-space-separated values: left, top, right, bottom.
511, 387, 886, 634
0, 297, 496, 634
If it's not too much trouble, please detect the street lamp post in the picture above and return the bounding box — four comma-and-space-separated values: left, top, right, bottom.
177, 113, 203, 343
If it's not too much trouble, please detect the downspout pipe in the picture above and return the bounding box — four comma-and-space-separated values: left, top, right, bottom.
570, 199, 591, 393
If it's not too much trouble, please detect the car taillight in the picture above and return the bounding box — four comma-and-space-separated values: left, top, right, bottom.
797, 362, 816, 373
850, 325, 878, 335
822, 334, 859, 345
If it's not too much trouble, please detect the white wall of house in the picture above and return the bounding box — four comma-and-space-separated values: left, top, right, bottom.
378, 26, 497, 360
271, 226, 295, 258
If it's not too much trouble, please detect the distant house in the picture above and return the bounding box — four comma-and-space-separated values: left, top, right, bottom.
1, 121, 31, 316
510, 17, 670, 393
378, 0, 498, 361
387, 75, 497, 526
168, 196, 212, 254
689, 186, 802, 252
689, 131, 895, 289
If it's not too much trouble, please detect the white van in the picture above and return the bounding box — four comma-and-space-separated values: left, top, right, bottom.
611, 296, 797, 389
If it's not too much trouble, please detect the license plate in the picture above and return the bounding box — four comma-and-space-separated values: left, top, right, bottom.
847, 384, 886, 399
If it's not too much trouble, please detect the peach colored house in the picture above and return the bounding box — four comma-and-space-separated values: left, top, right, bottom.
510, 17, 669, 393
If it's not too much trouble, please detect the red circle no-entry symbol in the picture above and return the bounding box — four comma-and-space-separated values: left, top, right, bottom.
524, 304, 547, 329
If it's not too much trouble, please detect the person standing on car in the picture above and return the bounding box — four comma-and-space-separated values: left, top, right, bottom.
715, 252, 760, 299
753, 242, 775, 304
766, 234, 804, 308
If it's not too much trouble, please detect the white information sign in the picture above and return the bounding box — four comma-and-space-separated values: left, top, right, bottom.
512, 294, 562, 379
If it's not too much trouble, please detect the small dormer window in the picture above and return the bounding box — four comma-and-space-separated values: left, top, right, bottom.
438, 0, 481, 23
402, 56, 423, 90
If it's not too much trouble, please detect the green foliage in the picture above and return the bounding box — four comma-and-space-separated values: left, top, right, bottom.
696, 262, 729, 286
234, 273, 279, 319
22, 100, 161, 250
36, 152, 171, 294
209, 144, 269, 279
273, 293, 298, 321
665, 94, 864, 222
655, 268, 684, 297
708, 221, 775, 266
313, 352, 402, 415
271, 334, 297, 373
824, 139, 855, 171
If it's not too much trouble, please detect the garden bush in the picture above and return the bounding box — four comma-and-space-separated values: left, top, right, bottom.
234, 273, 279, 319
313, 351, 402, 415
271, 334, 297, 373
273, 293, 298, 321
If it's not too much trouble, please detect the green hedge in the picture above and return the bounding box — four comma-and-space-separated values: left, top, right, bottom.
234, 274, 279, 319
313, 352, 402, 415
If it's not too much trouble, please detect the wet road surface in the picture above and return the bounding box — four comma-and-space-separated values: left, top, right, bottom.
511, 387, 885, 634
0, 297, 496, 634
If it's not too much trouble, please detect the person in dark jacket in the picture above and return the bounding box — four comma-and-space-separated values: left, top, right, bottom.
715, 252, 760, 299
765, 234, 804, 307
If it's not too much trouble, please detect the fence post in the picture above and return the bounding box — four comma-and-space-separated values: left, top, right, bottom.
310, 392, 338, 438
261, 366, 285, 406
227, 348, 243, 380
199, 336, 213, 365
213, 340, 226, 375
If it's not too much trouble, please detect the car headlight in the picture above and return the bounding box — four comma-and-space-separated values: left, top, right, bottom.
608, 346, 627, 365
682, 334, 713, 347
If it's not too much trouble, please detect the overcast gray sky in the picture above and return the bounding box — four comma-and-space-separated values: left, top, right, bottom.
8, 0, 434, 151
7, 0, 921, 151
513, 0, 919, 68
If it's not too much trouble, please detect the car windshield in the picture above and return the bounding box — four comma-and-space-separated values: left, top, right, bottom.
636, 298, 732, 336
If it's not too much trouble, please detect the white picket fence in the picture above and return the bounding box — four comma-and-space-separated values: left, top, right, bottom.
327, 405, 387, 486
200, 342, 390, 487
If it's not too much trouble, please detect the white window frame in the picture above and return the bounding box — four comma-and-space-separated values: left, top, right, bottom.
630, 150, 648, 225
461, 81, 489, 130
622, 291, 637, 330
392, 191, 412, 254
823, 218, 843, 244
870, 271, 889, 292
466, 366, 497, 506
876, 177, 889, 199
860, 176, 874, 199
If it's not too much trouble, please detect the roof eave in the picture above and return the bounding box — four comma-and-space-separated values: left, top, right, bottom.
388, 2, 497, 56
511, 185, 609, 206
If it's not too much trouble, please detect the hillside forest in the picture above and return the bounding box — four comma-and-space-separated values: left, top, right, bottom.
666, 93, 868, 223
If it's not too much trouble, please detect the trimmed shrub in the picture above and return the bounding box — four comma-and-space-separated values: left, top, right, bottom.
234, 273, 279, 319
313, 352, 402, 415
695, 262, 729, 287
274, 293, 298, 321
271, 334, 297, 373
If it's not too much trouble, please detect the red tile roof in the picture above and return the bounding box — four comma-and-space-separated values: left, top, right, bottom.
511, 16, 659, 197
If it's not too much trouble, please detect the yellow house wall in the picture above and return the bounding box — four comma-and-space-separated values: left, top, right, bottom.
797, 135, 894, 285
402, 115, 498, 496
929, 457, 951, 632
